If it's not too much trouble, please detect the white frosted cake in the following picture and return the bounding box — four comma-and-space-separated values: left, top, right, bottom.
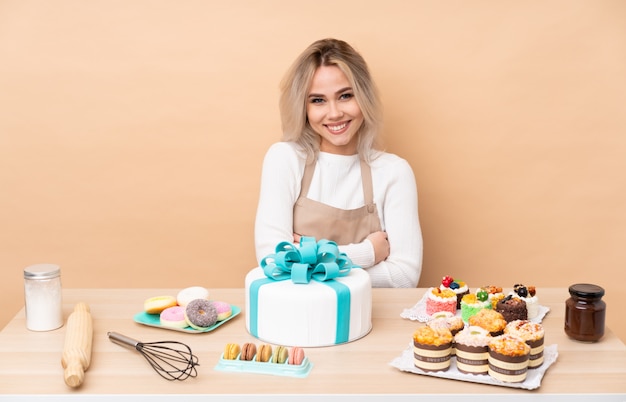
245, 266, 372, 347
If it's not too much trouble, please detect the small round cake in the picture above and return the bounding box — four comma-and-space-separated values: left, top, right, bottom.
511, 284, 539, 320
505, 319, 545, 369
496, 295, 528, 322
425, 287, 457, 316
488, 334, 531, 383
460, 293, 490, 323
413, 326, 453, 372
480, 285, 505, 309
468, 308, 507, 336
454, 326, 492, 375
440, 275, 469, 309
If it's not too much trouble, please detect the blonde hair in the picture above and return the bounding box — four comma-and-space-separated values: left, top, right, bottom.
279, 38, 383, 162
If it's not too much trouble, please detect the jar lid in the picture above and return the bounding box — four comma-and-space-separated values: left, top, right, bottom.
24, 263, 61, 280
569, 283, 604, 298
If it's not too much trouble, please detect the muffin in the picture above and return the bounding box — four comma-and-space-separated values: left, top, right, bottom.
425, 287, 457, 316
427, 311, 464, 356
488, 334, 531, 383
440, 275, 469, 309
468, 308, 507, 336
454, 326, 492, 375
413, 326, 454, 372
505, 320, 545, 369
496, 295, 528, 322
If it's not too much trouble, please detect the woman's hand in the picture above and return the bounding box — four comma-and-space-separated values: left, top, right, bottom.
293, 233, 302, 244
367, 231, 390, 264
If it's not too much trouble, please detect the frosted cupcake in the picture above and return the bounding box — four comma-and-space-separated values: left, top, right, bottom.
440, 275, 469, 309
413, 326, 454, 372
454, 326, 492, 375
460, 293, 490, 323
425, 287, 457, 316
480, 285, 505, 309
505, 320, 545, 369
511, 284, 539, 320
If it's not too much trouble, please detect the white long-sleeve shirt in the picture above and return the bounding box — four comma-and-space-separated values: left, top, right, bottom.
254, 141, 423, 288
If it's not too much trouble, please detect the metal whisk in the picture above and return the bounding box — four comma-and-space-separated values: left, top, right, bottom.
108, 331, 199, 381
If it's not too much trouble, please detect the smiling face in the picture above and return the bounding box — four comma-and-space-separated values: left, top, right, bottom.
306, 65, 364, 155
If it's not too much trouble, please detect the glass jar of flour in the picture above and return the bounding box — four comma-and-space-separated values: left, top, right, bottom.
23, 263, 63, 331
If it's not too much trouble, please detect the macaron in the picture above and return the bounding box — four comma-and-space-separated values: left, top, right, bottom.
288, 346, 305, 365
271, 345, 289, 364
223, 343, 240, 360
159, 306, 187, 329
176, 286, 210, 307
144, 295, 177, 314
256, 343, 272, 362
212, 301, 232, 321
240, 342, 257, 361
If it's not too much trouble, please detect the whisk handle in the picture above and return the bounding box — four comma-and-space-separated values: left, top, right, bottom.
108, 331, 142, 351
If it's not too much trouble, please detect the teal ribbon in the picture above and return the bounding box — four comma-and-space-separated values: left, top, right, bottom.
249, 237, 359, 344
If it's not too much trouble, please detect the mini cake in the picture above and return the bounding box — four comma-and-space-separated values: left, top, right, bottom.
440, 275, 469, 309
496, 295, 528, 322
488, 334, 531, 383
413, 326, 453, 372
468, 308, 507, 336
480, 285, 505, 309
425, 287, 458, 316
427, 311, 464, 356
245, 238, 372, 347
511, 284, 539, 320
505, 320, 545, 369
454, 326, 492, 375
460, 293, 490, 323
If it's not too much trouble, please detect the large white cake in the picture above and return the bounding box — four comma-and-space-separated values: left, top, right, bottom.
245, 266, 372, 347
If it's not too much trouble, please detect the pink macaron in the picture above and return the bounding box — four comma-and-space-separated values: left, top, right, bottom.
288, 346, 305, 365
160, 306, 187, 329
212, 301, 232, 321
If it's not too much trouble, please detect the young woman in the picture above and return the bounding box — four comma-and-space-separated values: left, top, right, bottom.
254, 38, 422, 288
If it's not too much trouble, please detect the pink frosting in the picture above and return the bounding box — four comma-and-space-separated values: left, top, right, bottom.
160, 306, 185, 321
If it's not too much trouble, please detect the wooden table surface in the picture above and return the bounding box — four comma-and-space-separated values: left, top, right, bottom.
0, 288, 625, 401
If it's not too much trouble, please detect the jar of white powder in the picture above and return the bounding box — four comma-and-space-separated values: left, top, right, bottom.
23, 263, 63, 331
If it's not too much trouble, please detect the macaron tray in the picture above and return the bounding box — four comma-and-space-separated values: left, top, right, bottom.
133, 305, 241, 333
214, 353, 313, 378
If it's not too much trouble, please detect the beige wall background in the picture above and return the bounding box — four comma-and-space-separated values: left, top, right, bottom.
1, 1, 625, 340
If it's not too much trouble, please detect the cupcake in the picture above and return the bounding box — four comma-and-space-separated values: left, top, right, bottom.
425, 287, 457, 316
496, 295, 528, 322
488, 334, 531, 383
480, 285, 505, 309
454, 326, 492, 375
468, 308, 507, 336
440, 275, 469, 309
460, 293, 490, 323
511, 284, 539, 320
505, 320, 545, 369
427, 311, 464, 356
413, 326, 454, 372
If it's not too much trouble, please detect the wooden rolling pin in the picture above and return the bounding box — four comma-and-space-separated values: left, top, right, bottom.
61, 302, 93, 387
